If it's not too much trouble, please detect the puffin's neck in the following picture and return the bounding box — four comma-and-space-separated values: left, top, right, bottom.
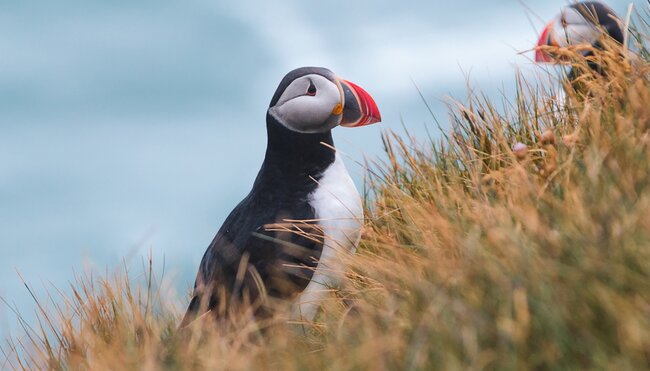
568, 34, 623, 83
256, 114, 336, 187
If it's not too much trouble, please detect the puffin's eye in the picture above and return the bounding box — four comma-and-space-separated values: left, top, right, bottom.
561, 16, 568, 28
307, 82, 317, 96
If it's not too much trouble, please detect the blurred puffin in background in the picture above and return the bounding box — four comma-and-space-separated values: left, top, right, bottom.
181, 67, 381, 327
535, 1, 626, 89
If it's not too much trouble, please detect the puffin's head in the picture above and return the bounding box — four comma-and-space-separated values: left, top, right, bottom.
268, 67, 381, 133
535, 1, 623, 63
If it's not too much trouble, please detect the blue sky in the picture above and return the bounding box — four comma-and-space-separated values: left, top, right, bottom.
0, 0, 641, 334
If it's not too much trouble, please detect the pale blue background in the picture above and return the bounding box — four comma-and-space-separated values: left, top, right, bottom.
0, 0, 640, 334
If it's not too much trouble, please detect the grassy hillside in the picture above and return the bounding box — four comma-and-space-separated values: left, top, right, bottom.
3, 16, 650, 371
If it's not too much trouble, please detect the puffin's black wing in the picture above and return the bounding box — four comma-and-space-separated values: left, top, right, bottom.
180, 186, 323, 326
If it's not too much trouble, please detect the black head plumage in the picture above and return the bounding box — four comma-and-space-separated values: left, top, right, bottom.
268, 67, 336, 108
569, 1, 624, 44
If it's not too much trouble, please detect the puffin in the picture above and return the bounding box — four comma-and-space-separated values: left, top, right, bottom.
535, 1, 625, 85
180, 67, 381, 327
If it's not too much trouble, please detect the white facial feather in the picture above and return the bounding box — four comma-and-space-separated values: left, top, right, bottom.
554, 8, 601, 47
269, 74, 342, 133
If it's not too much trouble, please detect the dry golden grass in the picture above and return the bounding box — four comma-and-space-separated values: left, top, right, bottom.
3, 14, 650, 371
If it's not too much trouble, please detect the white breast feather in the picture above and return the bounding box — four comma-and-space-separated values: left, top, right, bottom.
294, 153, 363, 321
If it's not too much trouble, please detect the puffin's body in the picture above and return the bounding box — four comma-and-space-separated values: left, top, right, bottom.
535, 1, 625, 86
181, 67, 380, 326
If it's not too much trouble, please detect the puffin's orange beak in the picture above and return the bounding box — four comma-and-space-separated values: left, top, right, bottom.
535, 22, 560, 63
338, 79, 381, 127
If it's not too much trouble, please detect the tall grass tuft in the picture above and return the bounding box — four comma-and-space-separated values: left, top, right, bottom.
3, 12, 650, 370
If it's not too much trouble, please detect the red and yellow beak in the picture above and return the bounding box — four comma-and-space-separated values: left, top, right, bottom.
535, 22, 560, 63
338, 79, 381, 127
